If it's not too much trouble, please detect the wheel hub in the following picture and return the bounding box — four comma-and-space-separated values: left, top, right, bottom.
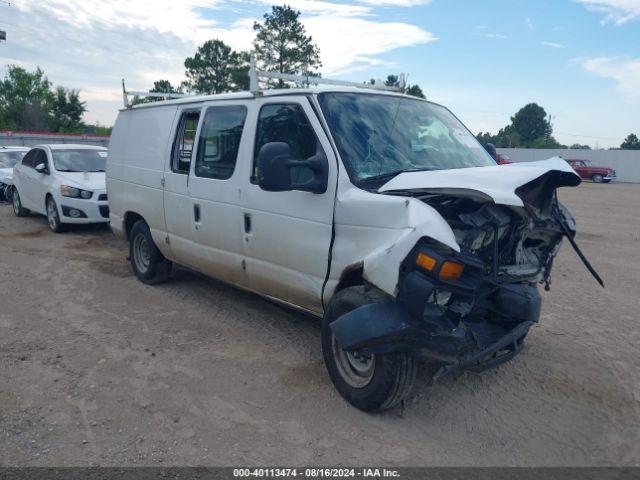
47, 201, 58, 229
133, 233, 151, 273
332, 334, 375, 388
346, 351, 374, 374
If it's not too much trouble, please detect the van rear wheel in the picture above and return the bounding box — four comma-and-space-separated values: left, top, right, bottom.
129, 220, 172, 285
321, 286, 417, 412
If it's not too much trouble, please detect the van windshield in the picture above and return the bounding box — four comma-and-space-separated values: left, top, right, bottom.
52, 149, 107, 172
318, 93, 495, 184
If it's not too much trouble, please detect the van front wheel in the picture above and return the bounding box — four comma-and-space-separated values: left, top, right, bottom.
321, 286, 417, 412
129, 220, 171, 285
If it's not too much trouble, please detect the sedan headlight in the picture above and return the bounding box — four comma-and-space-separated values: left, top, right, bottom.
60, 185, 93, 199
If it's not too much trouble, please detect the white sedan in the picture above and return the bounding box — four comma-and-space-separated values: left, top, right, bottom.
12, 144, 109, 232
0, 146, 29, 201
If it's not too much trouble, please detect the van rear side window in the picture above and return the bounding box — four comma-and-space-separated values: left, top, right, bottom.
171, 111, 200, 174
195, 105, 247, 180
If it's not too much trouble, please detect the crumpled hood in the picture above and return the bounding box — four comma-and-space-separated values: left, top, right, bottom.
55, 171, 106, 191
378, 157, 580, 207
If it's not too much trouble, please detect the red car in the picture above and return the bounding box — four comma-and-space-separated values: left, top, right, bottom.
496, 153, 513, 165
565, 159, 616, 183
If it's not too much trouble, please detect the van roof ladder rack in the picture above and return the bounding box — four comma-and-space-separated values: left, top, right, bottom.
122, 79, 189, 108
121, 57, 406, 107
248, 55, 405, 95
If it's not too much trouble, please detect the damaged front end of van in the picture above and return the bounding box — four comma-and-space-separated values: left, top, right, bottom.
331, 158, 602, 379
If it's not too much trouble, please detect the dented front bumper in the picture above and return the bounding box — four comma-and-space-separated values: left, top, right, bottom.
330, 245, 542, 378
330, 297, 537, 378
329, 159, 603, 380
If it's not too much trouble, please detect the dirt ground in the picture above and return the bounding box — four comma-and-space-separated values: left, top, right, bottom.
0, 182, 639, 467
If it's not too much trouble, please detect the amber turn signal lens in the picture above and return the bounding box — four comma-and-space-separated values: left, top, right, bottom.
439, 261, 465, 281
416, 252, 437, 271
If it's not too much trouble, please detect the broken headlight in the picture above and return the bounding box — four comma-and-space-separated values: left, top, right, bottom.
428, 289, 452, 306
415, 251, 465, 282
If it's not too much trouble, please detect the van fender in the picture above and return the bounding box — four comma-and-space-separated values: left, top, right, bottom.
361, 198, 459, 296
328, 187, 460, 300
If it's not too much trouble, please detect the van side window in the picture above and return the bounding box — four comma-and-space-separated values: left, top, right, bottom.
171, 111, 200, 174
195, 105, 247, 180
252, 103, 320, 182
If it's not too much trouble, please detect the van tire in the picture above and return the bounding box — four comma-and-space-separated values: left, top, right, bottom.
321, 286, 417, 412
129, 220, 172, 285
12, 187, 29, 217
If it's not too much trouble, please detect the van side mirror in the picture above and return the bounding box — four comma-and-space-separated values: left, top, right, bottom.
35, 163, 47, 174
257, 142, 328, 194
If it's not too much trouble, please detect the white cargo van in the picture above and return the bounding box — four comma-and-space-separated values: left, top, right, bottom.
107, 75, 599, 411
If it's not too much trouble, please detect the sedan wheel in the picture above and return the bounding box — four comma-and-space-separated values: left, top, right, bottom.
12, 188, 29, 217
46, 197, 64, 233
592, 174, 604, 183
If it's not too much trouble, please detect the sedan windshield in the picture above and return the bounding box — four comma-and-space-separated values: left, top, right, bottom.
0, 151, 26, 168
318, 93, 495, 183
52, 149, 107, 172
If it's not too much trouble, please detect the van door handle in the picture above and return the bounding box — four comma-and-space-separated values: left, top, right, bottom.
193, 204, 201, 223
244, 213, 252, 234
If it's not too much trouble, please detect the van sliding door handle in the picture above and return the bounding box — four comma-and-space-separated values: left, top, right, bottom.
193, 204, 201, 223
244, 213, 252, 234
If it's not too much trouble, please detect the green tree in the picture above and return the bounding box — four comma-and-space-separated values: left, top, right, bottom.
253, 5, 321, 87
50, 86, 86, 132
151, 79, 182, 95
477, 131, 496, 145
382, 75, 425, 98
83, 122, 111, 136
184, 40, 249, 94
510, 103, 553, 147
0, 65, 53, 130
531, 136, 565, 149
569, 143, 591, 149
405, 84, 425, 99
479, 103, 561, 148
494, 125, 521, 148
385, 75, 400, 87
132, 79, 184, 105
620, 133, 640, 150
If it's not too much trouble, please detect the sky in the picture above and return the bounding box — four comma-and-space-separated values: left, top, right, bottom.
0, 0, 638, 148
